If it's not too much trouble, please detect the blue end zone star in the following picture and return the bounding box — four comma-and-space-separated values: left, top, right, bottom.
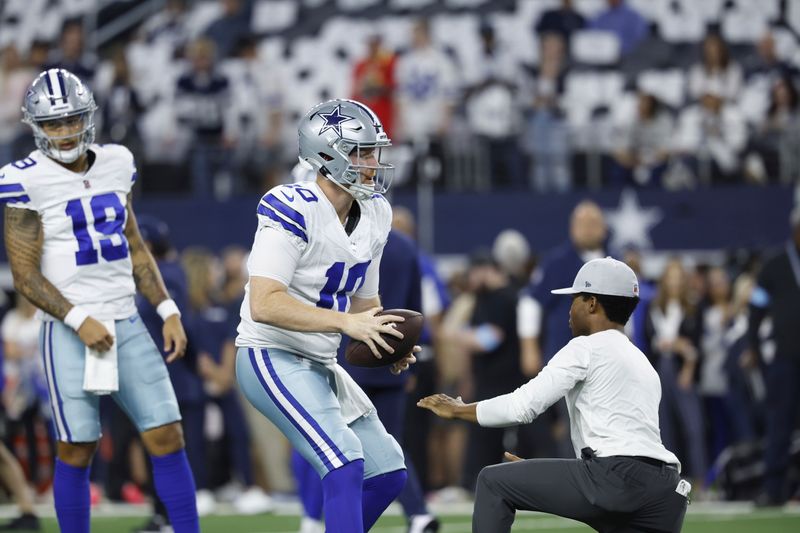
317, 105, 354, 136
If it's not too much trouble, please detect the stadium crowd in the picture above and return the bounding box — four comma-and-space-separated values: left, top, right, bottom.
0, 0, 798, 529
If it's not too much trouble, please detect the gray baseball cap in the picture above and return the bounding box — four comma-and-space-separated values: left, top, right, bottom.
551, 257, 640, 298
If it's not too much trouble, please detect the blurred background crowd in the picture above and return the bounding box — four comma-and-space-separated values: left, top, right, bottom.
0, 0, 799, 523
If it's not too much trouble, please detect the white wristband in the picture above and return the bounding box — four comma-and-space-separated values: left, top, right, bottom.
156, 299, 181, 321
64, 306, 90, 331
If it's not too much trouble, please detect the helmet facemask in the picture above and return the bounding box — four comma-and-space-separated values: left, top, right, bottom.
335, 141, 394, 201
25, 108, 97, 164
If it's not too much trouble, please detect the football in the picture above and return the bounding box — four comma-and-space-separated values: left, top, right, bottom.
344, 309, 424, 368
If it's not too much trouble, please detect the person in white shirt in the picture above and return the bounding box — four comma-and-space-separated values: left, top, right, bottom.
418, 257, 689, 533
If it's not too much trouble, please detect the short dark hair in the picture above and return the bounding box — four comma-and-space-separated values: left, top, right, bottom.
580, 293, 639, 325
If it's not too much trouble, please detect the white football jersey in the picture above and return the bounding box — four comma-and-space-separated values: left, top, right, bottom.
236, 181, 392, 363
0, 145, 138, 320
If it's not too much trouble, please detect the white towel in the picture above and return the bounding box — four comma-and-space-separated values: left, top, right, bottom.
82, 319, 118, 395
331, 364, 374, 424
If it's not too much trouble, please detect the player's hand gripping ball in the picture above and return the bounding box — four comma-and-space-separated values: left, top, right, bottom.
345, 309, 423, 368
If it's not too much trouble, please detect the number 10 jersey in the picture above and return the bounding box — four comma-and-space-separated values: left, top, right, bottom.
0, 145, 137, 320
236, 182, 392, 363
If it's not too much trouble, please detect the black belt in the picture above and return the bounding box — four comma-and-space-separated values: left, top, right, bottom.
622, 456, 676, 470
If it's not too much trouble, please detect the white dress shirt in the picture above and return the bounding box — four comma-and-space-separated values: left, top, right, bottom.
477, 329, 681, 471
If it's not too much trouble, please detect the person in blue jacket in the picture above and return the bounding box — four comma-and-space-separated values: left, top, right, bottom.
292, 230, 439, 533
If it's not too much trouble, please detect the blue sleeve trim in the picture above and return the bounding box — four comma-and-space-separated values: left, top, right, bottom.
257, 203, 308, 243
264, 193, 307, 231
0, 195, 31, 204
0, 183, 25, 193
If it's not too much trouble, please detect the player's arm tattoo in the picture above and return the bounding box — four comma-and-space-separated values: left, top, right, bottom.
124, 193, 170, 307
3, 207, 74, 319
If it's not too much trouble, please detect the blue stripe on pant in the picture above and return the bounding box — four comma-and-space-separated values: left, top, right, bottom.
243, 348, 351, 473
39, 317, 181, 443
236, 347, 405, 479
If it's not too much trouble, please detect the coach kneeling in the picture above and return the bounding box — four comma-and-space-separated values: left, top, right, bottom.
419, 257, 690, 533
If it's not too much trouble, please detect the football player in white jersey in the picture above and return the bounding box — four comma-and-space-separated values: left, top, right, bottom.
236, 99, 417, 533
1, 69, 199, 533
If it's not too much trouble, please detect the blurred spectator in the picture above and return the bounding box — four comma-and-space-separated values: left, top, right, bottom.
535, 0, 586, 41
673, 89, 747, 185
688, 32, 743, 103
218, 246, 248, 307
1, 295, 50, 525
95, 46, 145, 164
747, 208, 800, 506
463, 23, 525, 189
698, 267, 737, 465
133, 216, 212, 521
141, 0, 190, 54
27, 41, 50, 72
174, 38, 237, 198
491, 229, 532, 290
623, 248, 656, 352
182, 248, 273, 515
610, 91, 675, 187
458, 251, 523, 492
352, 34, 397, 139
394, 19, 459, 186
516, 201, 608, 458
0, 46, 36, 165
204, 0, 253, 60
45, 20, 97, 85
646, 259, 707, 488
743, 31, 799, 83
744, 75, 800, 184
226, 36, 286, 193
589, 0, 649, 56
521, 32, 571, 193
392, 207, 451, 495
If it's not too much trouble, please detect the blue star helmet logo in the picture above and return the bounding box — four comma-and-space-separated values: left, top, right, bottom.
317, 104, 355, 136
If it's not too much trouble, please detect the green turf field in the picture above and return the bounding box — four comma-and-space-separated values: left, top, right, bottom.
27, 507, 800, 532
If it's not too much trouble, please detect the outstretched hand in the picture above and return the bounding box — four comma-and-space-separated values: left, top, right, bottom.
417, 393, 467, 420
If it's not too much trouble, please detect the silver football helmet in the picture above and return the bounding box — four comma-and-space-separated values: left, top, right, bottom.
298, 99, 393, 201
21, 69, 97, 163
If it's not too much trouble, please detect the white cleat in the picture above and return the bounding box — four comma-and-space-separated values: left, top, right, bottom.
195, 489, 217, 516
233, 486, 274, 515
299, 516, 325, 533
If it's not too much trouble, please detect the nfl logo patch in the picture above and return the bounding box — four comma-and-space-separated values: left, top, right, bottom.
633, 284, 639, 296
83, 179, 91, 189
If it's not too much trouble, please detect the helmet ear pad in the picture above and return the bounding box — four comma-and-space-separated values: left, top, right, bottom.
21, 69, 97, 163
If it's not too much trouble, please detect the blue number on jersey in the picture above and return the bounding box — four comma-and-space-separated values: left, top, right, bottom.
65, 193, 129, 266
318, 261, 371, 311
281, 184, 318, 203
11, 157, 37, 170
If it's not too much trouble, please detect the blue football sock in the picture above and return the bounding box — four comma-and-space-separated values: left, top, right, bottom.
151, 450, 199, 533
362, 469, 407, 530
54, 459, 90, 533
292, 450, 324, 520
398, 460, 428, 517
322, 459, 364, 533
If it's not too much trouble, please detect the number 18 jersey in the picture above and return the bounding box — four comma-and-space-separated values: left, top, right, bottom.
236, 182, 392, 363
0, 145, 137, 320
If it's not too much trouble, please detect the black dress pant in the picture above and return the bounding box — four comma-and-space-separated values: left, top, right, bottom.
473, 449, 689, 533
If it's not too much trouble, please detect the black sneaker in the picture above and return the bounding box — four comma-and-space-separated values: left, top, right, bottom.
0, 514, 40, 531
408, 514, 440, 533
133, 515, 171, 533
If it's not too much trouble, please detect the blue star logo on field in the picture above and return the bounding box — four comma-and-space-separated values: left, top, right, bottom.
604, 189, 663, 251
317, 105, 354, 136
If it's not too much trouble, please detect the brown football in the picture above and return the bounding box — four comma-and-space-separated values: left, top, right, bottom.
344, 309, 424, 368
